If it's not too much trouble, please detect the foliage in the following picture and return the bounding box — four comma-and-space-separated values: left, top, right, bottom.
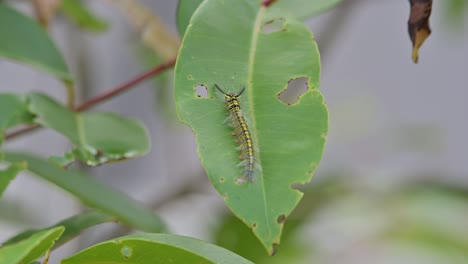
0, 0, 457, 263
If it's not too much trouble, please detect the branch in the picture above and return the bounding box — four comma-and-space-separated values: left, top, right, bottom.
4, 58, 177, 141
75, 58, 176, 111
262, 0, 277, 7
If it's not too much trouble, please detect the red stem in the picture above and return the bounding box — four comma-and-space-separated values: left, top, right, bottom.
4, 58, 176, 140
75, 58, 176, 111
262, 0, 276, 7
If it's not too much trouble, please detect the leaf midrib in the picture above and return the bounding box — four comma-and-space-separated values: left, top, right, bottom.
246, 3, 273, 240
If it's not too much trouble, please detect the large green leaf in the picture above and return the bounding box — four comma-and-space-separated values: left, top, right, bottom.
0, 162, 26, 198
175, 0, 343, 37
62, 233, 253, 264
4, 152, 166, 232
0, 226, 64, 264
174, 0, 327, 253
0, 4, 72, 82
28, 93, 150, 166
3, 211, 115, 249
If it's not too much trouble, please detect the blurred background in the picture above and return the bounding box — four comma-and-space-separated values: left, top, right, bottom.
1, 0, 468, 263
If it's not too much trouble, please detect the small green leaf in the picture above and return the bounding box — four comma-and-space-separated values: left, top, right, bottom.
4, 152, 166, 232
60, 0, 108, 32
175, 0, 343, 36
0, 4, 72, 82
0, 93, 34, 133
3, 211, 115, 249
62, 233, 253, 264
0, 162, 26, 198
28, 93, 150, 166
0, 226, 64, 264
174, 0, 327, 253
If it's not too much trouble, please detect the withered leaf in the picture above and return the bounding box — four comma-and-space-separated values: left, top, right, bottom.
408, 0, 432, 63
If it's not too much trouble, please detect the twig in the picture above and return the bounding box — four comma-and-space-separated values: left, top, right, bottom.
262, 0, 277, 7
4, 58, 177, 141
75, 58, 176, 111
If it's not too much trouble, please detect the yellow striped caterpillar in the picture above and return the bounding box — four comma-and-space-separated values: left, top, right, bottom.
215, 84, 256, 182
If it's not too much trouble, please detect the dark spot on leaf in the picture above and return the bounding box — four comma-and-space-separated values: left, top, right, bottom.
187, 74, 193, 80
278, 77, 309, 105
120, 246, 132, 258
408, 0, 432, 63
195, 84, 208, 98
252, 223, 257, 229
219, 177, 225, 183
277, 214, 287, 224
261, 18, 285, 34
271, 243, 278, 256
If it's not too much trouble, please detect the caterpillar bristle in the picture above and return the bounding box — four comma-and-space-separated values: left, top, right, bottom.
215, 84, 256, 182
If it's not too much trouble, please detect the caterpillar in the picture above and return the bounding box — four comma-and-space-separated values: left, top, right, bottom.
215, 84, 256, 182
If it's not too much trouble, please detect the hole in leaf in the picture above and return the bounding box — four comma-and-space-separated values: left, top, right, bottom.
120, 246, 132, 258
278, 77, 309, 105
195, 84, 208, 98
262, 18, 285, 33
235, 177, 246, 184
277, 214, 287, 224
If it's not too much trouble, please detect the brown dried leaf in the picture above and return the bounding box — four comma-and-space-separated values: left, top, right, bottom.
106, 0, 180, 60
408, 0, 432, 63
33, 0, 61, 28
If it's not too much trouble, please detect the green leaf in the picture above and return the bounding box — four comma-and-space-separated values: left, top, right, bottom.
175, 0, 343, 36
176, 0, 204, 36
174, 0, 327, 254
0, 94, 34, 134
0, 162, 26, 198
62, 233, 253, 264
60, 0, 108, 32
215, 214, 310, 264
28, 93, 150, 166
0, 226, 64, 264
4, 152, 166, 232
3, 210, 115, 249
0, 4, 72, 82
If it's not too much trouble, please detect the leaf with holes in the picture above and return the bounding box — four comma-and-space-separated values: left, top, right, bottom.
27, 92, 150, 166
175, 0, 343, 37
0, 4, 72, 82
62, 233, 253, 264
0, 226, 64, 264
174, 0, 327, 254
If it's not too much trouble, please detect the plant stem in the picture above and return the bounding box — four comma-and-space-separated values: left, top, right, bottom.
262, 0, 276, 7
75, 58, 176, 111
4, 58, 177, 141
66, 82, 75, 109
